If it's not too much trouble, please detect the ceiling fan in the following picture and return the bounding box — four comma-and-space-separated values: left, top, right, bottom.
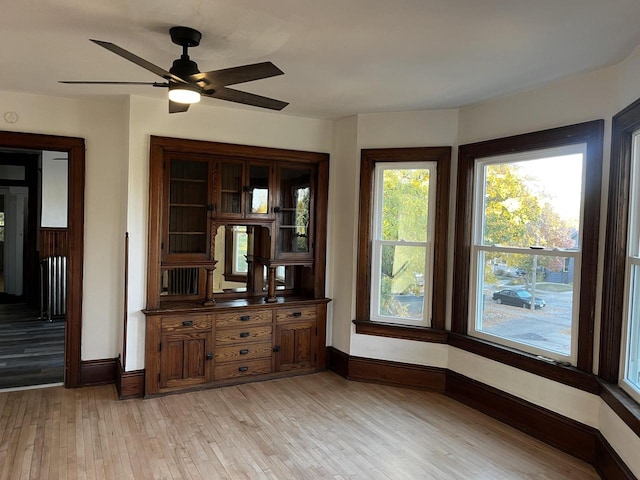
60, 26, 288, 114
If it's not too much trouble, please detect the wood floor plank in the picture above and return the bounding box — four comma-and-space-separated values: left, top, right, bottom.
0, 373, 600, 479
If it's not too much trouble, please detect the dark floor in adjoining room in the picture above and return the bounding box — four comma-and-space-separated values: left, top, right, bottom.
0, 303, 64, 389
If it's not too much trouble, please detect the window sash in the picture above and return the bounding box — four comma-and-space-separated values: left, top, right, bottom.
621, 130, 640, 402
370, 162, 436, 326
469, 245, 581, 363
468, 146, 586, 363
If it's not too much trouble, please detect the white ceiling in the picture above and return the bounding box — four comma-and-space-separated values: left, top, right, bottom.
3, 0, 640, 119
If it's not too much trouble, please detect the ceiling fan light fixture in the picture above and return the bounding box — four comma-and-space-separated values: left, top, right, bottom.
168, 84, 201, 104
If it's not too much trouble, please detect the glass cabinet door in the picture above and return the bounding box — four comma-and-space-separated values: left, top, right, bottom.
247, 163, 270, 215
219, 160, 243, 216
276, 166, 313, 257
166, 158, 209, 258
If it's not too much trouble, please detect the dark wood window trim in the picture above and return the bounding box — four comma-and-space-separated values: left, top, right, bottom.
599, 379, 640, 437
452, 121, 604, 383
354, 146, 451, 340
600, 98, 640, 383
597, 98, 640, 436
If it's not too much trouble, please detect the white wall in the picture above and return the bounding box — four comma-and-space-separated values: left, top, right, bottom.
349, 110, 459, 363
0, 91, 128, 361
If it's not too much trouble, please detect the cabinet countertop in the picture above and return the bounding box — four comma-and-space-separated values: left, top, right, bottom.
143, 296, 331, 315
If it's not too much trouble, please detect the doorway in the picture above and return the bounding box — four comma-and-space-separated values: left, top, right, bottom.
0, 131, 84, 388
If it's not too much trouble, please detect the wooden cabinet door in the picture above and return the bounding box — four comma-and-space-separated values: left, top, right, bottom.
274, 164, 315, 260
163, 155, 213, 262
274, 320, 317, 372
216, 160, 275, 220
159, 331, 212, 389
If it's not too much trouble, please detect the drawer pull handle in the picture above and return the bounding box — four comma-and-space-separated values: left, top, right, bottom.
240, 315, 251, 322
182, 320, 193, 327
238, 366, 249, 372
292, 311, 302, 318
206, 353, 213, 361
239, 349, 249, 355
239, 332, 251, 338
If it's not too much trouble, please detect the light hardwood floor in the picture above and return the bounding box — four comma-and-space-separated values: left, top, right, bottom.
0, 372, 598, 479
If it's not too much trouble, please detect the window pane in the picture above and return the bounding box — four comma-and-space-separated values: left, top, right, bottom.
375, 244, 425, 321
476, 251, 575, 356
626, 264, 640, 391
482, 155, 583, 249
381, 168, 430, 242
233, 227, 248, 274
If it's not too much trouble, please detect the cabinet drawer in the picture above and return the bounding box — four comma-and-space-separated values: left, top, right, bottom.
215, 359, 272, 380
276, 306, 317, 323
216, 309, 272, 327
215, 325, 272, 344
161, 315, 212, 333
215, 341, 273, 364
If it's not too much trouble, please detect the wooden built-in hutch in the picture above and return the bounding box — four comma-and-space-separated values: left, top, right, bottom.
144, 136, 330, 396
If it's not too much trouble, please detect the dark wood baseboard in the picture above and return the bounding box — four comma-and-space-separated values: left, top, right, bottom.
445, 370, 597, 463
595, 432, 637, 480
115, 358, 145, 400
326, 347, 445, 391
79, 358, 117, 387
326, 346, 350, 378
326, 347, 635, 479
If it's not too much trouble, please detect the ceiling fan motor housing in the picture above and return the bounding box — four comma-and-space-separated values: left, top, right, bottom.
170, 57, 200, 79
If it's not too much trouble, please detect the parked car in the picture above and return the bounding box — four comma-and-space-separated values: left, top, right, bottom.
492, 289, 545, 309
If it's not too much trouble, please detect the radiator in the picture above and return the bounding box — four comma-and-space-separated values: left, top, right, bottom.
40, 256, 67, 321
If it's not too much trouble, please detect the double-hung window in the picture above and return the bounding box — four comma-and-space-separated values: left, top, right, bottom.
355, 147, 451, 336
469, 145, 586, 364
621, 130, 640, 402
454, 120, 603, 375
370, 162, 437, 325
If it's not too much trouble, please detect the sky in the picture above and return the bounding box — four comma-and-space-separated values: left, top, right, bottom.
514, 153, 583, 225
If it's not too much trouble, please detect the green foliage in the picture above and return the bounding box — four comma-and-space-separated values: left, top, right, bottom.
380, 169, 430, 300
483, 163, 576, 280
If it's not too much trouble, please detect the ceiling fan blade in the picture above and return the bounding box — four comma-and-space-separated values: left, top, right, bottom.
192, 62, 284, 88
90, 39, 187, 84
205, 87, 288, 111
169, 101, 190, 114
59, 81, 168, 87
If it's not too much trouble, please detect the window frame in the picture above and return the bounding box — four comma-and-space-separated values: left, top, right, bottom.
467, 144, 587, 365
369, 161, 437, 326
452, 121, 603, 388
354, 147, 451, 341
601, 98, 640, 391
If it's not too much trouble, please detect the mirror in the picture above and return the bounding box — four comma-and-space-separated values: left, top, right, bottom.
212, 224, 295, 294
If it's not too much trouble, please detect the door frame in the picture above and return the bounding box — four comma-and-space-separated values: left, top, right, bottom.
0, 130, 84, 387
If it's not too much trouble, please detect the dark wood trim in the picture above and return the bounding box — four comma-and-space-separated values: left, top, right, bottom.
326, 347, 446, 391
453, 120, 604, 372
353, 320, 448, 343
79, 358, 117, 387
40, 228, 69, 258
600, 98, 640, 382
326, 346, 350, 377
599, 380, 640, 438
0, 131, 84, 388
595, 433, 638, 480
115, 358, 145, 400
349, 356, 446, 391
449, 333, 600, 394
355, 146, 451, 330
446, 370, 598, 464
